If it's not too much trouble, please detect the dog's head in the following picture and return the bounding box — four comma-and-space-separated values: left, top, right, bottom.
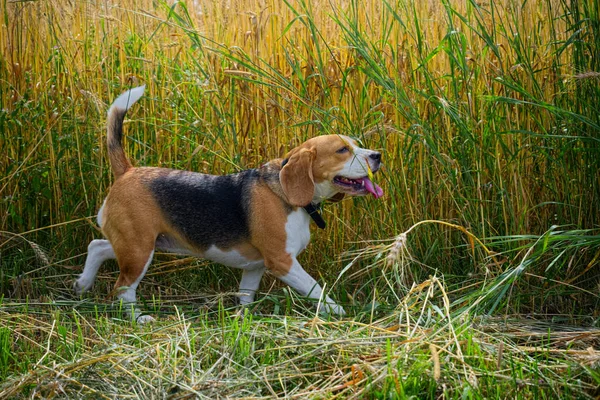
280, 135, 383, 207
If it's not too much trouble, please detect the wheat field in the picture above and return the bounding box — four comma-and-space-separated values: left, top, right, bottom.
1, 0, 599, 397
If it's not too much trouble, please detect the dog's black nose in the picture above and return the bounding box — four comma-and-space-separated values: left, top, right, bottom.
369, 152, 381, 162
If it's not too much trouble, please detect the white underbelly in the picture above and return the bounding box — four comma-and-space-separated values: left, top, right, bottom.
204, 245, 264, 270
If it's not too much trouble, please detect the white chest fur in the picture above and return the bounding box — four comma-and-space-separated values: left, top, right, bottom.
285, 209, 311, 257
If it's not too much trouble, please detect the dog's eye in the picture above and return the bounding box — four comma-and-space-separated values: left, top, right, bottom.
336, 146, 349, 154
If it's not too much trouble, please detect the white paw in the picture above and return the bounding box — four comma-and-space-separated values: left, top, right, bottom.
319, 302, 346, 317
73, 278, 91, 296
238, 292, 255, 307
136, 314, 156, 324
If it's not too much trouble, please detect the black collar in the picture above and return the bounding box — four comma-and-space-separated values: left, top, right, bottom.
303, 203, 326, 229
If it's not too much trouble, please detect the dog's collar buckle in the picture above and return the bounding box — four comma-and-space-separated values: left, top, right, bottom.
303, 203, 326, 229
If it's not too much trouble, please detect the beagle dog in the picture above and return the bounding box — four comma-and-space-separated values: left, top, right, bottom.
74, 86, 383, 322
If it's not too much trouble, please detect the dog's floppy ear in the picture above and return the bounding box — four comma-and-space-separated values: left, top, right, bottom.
280, 148, 316, 207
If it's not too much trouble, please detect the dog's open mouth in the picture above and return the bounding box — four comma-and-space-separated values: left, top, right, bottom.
333, 176, 384, 198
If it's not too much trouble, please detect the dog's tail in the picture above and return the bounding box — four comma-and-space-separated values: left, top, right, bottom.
106, 85, 145, 179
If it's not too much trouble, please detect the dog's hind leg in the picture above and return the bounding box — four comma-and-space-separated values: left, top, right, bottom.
74, 239, 116, 295
113, 241, 156, 323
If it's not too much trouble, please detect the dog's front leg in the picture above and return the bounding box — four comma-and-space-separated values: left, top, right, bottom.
277, 258, 346, 316
238, 265, 265, 306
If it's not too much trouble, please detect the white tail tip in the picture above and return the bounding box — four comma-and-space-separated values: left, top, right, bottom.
109, 85, 146, 113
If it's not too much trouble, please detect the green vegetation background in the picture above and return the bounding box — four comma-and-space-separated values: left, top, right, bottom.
1, 0, 599, 397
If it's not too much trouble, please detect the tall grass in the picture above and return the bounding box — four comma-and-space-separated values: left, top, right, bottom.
2, 0, 597, 310
1, 0, 599, 396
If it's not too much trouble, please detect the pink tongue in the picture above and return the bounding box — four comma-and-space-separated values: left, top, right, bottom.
362, 177, 384, 199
